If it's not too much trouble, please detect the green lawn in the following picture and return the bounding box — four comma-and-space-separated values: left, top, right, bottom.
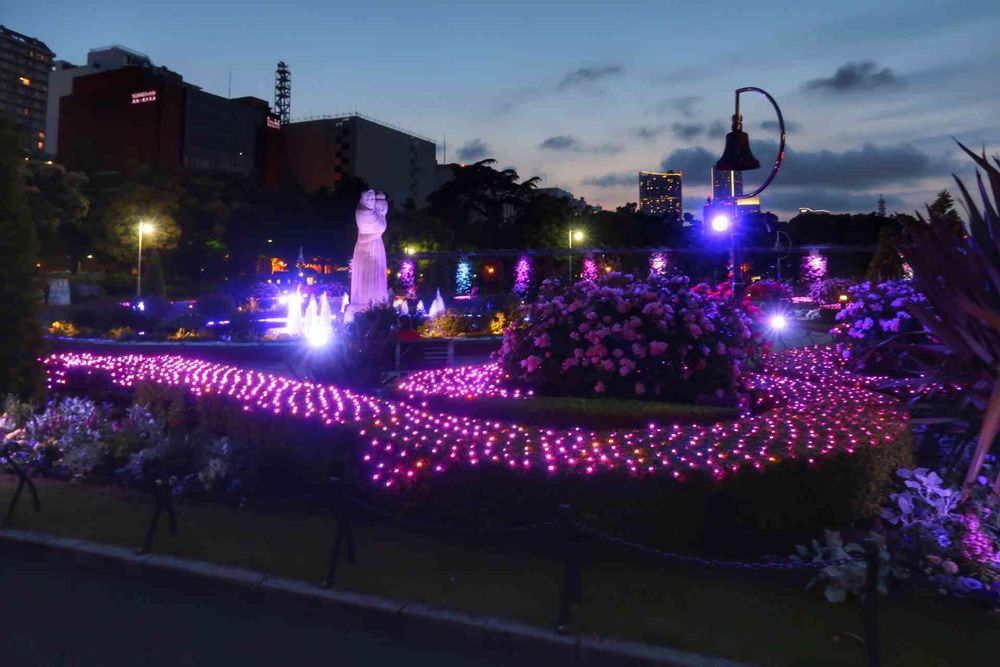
2, 473, 996, 666
404, 394, 739, 429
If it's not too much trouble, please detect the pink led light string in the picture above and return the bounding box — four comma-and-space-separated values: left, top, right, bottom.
43, 345, 908, 489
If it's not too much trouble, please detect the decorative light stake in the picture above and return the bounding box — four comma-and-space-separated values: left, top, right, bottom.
514, 256, 532, 297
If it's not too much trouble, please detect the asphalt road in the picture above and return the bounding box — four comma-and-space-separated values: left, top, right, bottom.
0, 548, 510, 667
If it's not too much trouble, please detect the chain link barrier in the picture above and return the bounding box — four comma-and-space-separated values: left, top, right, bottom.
338, 490, 859, 571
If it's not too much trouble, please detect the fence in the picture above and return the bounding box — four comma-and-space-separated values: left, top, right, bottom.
2, 469, 886, 666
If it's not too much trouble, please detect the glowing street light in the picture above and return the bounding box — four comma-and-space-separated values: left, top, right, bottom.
136, 222, 154, 298
710, 214, 732, 233
767, 313, 788, 332
568, 228, 585, 281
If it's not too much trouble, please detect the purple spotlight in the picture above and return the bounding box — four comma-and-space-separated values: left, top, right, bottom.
710, 214, 732, 233
768, 313, 788, 331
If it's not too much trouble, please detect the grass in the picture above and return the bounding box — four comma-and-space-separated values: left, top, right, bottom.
408, 395, 739, 429
2, 473, 997, 666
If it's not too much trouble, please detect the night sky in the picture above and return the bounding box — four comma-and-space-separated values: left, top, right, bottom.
9, 0, 999, 217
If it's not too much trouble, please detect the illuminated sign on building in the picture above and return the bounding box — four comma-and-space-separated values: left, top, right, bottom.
266, 117, 281, 129
131, 90, 157, 105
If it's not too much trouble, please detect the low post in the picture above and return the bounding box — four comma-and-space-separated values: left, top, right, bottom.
2, 446, 41, 528
137, 458, 178, 554
555, 503, 581, 634
862, 538, 881, 667
321, 476, 356, 588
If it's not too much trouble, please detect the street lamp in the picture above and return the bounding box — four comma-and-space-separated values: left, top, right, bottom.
136, 222, 154, 298
568, 228, 585, 282
714, 86, 786, 299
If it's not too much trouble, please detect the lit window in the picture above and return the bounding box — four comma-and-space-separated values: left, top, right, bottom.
19, 76, 31, 86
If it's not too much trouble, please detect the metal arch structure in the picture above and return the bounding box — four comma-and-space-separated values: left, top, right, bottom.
275, 62, 291, 126
735, 86, 786, 199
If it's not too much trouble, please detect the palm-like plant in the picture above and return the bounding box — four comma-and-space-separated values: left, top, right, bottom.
901, 142, 1000, 495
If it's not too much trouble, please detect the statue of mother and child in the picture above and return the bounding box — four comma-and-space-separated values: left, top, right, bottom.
347, 189, 389, 318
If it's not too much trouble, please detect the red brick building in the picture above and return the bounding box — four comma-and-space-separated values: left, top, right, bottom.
58, 65, 281, 187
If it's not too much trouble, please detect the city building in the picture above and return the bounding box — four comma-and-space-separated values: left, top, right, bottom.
712, 167, 743, 202
46, 45, 151, 156
57, 64, 281, 186
0, 25, 54, 154
283, 114, 437, 205
639, 170, 682, 221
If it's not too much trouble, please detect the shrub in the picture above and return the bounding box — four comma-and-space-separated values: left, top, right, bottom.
313, 303, 398, 391
746, 279, 793, 308
833, 280, 928, 367
419, 308, 483, 338
363, 428, 913, 554
49, 320, 80, 337
498, 273, 761, 403
808, 278, 854, 305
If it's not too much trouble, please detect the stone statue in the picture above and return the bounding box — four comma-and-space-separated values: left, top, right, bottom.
348, 190, 388, 315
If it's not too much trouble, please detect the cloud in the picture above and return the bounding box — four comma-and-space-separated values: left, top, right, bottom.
582, 172, 636, 188
707, 120, 728, 139
659, 146, 717, 176
539, 135, 622, 154
761, 120, 802, 133
540, 135, 579, 151
456, 138, 490, 162
659, 141, 951, 191
805, 61, 902, 92
634, 124, 667, 140
671, 123, 704, 141
654, 95, 701, 118
557, 64, 624, 90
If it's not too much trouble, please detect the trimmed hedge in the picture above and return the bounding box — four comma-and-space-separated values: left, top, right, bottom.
55, 366, 912, 555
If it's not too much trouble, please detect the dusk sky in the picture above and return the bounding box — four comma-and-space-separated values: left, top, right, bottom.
8, 0, 1000, 217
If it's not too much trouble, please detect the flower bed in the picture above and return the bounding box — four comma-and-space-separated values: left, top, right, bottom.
497, 274, 761, 402
39, 345, 905, 483
30, 346, 912, 547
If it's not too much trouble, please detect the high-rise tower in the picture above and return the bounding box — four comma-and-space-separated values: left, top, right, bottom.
274, 61, 290, 126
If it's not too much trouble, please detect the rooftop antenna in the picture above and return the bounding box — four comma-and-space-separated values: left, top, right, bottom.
275, 61, 291, 125
443, 135, 446, 163
227, 68, 232, 99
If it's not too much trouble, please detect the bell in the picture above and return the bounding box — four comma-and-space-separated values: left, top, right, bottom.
715, 128, 760, 172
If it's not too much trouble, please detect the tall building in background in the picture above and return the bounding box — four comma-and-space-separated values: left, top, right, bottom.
712, 167, 743, 201
639, 170, 682, 221
57, 64, 281, 186
283, 114, 437, 205
46, 45, 151, 156
0, 25, 54, 154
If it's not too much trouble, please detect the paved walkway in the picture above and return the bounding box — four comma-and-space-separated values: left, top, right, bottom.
0, 548, 504, 667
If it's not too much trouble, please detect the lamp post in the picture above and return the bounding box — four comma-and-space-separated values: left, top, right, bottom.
714, 86, 786, 299
567, 228, 585, 282
136, 222, 154, 298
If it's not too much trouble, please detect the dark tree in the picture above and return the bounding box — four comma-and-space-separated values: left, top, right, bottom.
427, 159, 539, 248
0, 119, 44, 397
927, 190, 964, 237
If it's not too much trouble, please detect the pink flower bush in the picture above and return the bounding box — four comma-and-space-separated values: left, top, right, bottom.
498, 273, 761, 402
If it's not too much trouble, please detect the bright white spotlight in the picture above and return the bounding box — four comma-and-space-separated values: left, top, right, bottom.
304, 324, 332, 347
710, 214, 731, 233
768, 313, 788, 331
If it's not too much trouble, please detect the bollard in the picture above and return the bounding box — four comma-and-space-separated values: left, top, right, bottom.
137, 458, 178, 555
555, 503, 581, 634
862, 538, 881, 667
321, 476, 356, 588
2, 446, 41, 528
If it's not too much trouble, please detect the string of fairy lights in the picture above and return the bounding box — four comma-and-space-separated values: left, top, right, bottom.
43, 346, 908, 488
